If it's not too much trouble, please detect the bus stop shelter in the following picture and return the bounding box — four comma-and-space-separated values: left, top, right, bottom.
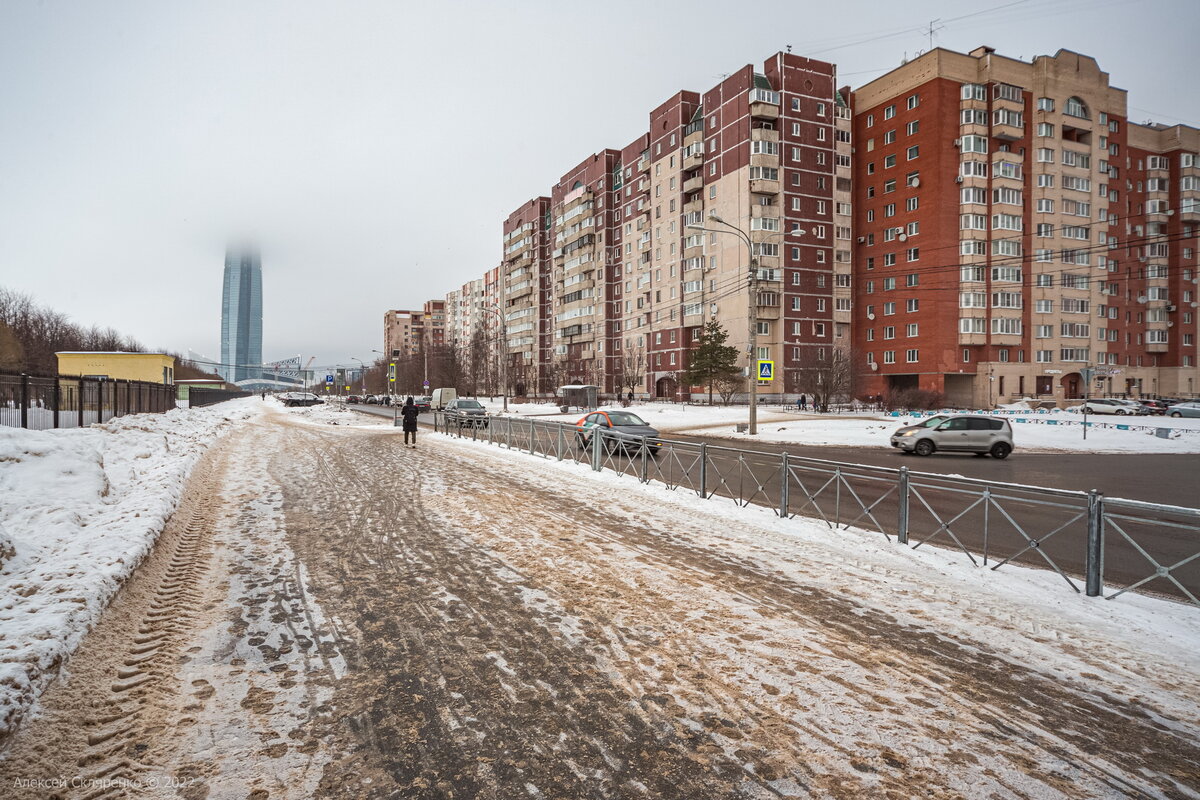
559, 384, 598, 412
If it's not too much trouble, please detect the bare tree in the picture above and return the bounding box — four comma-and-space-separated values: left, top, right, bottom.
792, 344, 855, 411
714, 372, 742, 405
617, 341, 647, 396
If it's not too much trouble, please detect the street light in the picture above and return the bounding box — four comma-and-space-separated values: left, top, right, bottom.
686, 213, 804, 436
482, 306, 508, 413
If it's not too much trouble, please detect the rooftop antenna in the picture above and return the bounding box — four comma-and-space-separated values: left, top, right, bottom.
786, 44, 792, 53
925, 18, 945, 51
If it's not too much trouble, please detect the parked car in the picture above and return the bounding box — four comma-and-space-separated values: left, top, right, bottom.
891, 414, 1014, 459
1168, 401, 1200, 418
280, 392, 322, 407
1078, 398, 1143, 415
444, 398, 489, 427
414, 396, 432, 412
1137, 399, 1169, 415
575, 410, 662, 453
346, 395, 363, 404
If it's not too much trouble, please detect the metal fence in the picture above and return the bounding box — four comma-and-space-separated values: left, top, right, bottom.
434, 413, 1200, 610
188, 387, 251, 407
0, 372, 177, 430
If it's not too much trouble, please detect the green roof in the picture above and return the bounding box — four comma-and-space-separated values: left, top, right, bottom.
753, 74, 772, 90
836, 90, 848, 108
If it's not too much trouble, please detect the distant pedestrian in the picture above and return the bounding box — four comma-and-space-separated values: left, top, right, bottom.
799, 393, 807, 411
400, 395, 419, 448
626, 389, 634, 407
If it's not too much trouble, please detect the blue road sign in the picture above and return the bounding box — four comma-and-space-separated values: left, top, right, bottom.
757, 360, 774, 381
325, 374, 334, 384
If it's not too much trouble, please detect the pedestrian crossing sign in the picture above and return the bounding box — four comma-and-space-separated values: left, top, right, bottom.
757, 360, 774, 381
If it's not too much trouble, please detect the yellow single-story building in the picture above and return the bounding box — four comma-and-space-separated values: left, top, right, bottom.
56, 352, 176, 384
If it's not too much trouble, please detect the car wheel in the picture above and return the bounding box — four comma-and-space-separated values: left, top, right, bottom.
914, 439, 935, 457
990, 442, 1012, 460
1171, 411, 1183, 418
1116, 409, 1127, 415
576, 433, 588, 449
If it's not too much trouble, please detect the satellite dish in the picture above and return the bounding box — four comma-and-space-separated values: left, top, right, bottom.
870, 362, 879, 371
898, 233, 908, 242
1137, 296, 1148, 303
867, 312, 876, 320
911, 178, 920, 188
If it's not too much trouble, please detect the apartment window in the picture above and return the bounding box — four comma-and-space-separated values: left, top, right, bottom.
907, 249, 919, 263
906, 145, 919, 161
1037, 97, 1054, 111
884, 129, 896, 144
884, 154, 896, 168
884, 179, 896, 193
906, 120, 919, 135
906, 349, 919, 363
883, 302, 896, 315
961, 187, 986, 205
906, 298, 919, 313
866, 113, 874, 127
1037, 174, 1055, 188
883, 253, 896, 266
960, 134, 988, 154
885, 203, 896, 218
1036, 148, 1055, 163
906, 197, 919, 212
961, 160, 988, 178
1064, 96, 1088, 118
884, 104, 896, 119
961, 108, 987, 125
1036, 122, 1055, 137
961, 83, 985, 101
883, 326, 895, 340
1037, 199, 1054, 213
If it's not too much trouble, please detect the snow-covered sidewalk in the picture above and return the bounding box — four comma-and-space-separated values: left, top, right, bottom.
0, 399, 261, 737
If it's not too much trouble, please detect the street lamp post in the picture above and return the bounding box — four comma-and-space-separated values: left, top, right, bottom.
686, 214, 803, 436
483, 306, 508, 413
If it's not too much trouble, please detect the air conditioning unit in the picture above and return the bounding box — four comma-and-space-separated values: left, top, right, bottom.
955, 176, 964, 184
954, 138, 962, 147
857, 236, 866, 243
1167, 304, 1177, 312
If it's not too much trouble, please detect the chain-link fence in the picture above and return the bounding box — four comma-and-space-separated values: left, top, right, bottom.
434, 412, 1200, 610
0, 372, 176, 430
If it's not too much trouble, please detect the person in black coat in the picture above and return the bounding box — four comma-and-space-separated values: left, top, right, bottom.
400, 396, 420, 448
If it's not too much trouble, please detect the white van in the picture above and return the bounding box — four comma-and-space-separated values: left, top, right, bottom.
430, 388, 458, 410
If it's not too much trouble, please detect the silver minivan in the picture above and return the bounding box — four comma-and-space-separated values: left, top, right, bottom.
891, 414, 1014, 459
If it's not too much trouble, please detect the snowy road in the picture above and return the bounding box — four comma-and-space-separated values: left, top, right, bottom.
4, 406, 1199, 798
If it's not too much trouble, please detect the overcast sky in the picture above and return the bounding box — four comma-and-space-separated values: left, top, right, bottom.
1, 0, 1196, 374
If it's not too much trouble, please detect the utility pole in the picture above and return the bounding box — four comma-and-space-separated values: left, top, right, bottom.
748, 255, 759, 435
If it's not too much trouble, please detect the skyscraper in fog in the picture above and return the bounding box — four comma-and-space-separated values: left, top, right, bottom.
220, 246, 262, 383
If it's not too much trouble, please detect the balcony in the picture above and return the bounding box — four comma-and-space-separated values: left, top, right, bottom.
682, 175, 704, 194
750, 100, 779, 120
683, 152, 704, 171
751, 128, 780, 144
958, 332, 987, 346
749, 178, 780, 195
1146, 342, 1169, 353
560, 324, 583, 338
756, 305, 781, 320
992, 122, 1023, 141
683, 198, 704, 215
684, 127, 703, 147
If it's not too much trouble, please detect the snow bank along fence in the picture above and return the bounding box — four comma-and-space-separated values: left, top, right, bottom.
0, 371, 176, 430
434, 412, 1200, 611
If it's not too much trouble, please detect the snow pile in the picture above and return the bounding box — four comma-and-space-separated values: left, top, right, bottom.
0, 399, 260, 736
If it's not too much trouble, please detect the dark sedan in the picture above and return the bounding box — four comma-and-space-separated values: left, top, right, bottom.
444, 398, 489, 427
575, 410, 662, 453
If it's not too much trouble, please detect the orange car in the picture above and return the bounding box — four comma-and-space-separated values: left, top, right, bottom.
574, 410, 662, 452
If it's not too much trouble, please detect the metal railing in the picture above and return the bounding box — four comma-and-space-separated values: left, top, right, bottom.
434, 412, 1200, 610
0, 372, 177, 430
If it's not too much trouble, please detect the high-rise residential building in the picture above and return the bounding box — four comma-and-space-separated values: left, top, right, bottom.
502, 198, 552, 394
418, 44, 1196, 403
550, 152, 620, 390
851, 45, 1199, 406
383, 309, 424, 359
220, 246, 262, 383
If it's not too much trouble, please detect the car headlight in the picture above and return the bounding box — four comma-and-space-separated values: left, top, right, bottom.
900, 430, 917, 437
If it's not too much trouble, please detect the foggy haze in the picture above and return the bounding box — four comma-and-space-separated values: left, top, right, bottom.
1, 0, 1195, 373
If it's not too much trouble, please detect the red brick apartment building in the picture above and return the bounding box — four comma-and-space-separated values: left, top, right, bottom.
852, 46, 1198, 406
502, 198, 553, 394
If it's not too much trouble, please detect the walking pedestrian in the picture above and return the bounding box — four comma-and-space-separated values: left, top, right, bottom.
400, 395, 419, 448
626, 389, 634, 407
799, 393, 807, 411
